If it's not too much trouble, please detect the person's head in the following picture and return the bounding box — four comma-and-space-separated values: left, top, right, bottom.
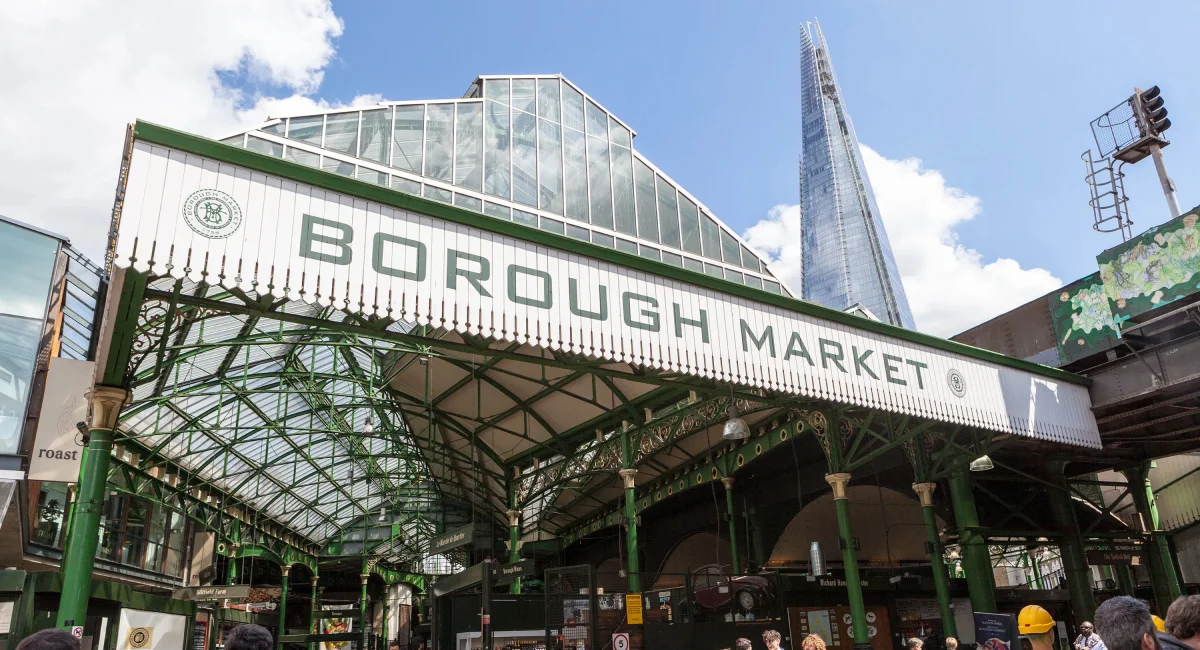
946, 637, 959, 650
1020, 605, 1058, 650
802, 634, 828, 650
224, 625, 274, 650
15, 629, 79, 650
764, 630, 783, 649
1167, 596, 1200, 642
1081, 622, 1096, 636
735, 639, 753, 650
908, 638, 924, 650
1096, 596, 1161, 650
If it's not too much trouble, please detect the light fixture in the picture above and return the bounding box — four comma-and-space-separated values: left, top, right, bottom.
946, 546, 961, 561
362, 416, 375, 436
809, 541, 827, 576
1039, 547, 1054, 563
969, 454, 994, 472
377, 507, 387, 523
722, 403, 750, 441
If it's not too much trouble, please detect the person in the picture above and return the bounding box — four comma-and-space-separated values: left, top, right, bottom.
736, 639, 753, 650
909, 639, 925, 650
15, 629, 79, 650
1162, 595, 1200, 650
223, 624, 273, 650
1095, 596, 1161, 650
1077, 621, 1109, 650
802, 634, 827, 650
947, 637, 960, 650
764, 629, 786, 650
1019, 604, 1059, 650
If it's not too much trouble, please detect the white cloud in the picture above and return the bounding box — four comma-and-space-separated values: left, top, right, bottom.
0, 1, 352, 261
745, 146, 1061, 337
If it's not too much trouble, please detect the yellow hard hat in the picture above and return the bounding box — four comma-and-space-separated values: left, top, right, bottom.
1019, 605, 1056, 634
1153, 615, 1166, 633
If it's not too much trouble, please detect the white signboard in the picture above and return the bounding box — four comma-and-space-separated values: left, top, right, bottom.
112, 139, 1100, 447
117, 609, 186, 650
28, 358, 95, 482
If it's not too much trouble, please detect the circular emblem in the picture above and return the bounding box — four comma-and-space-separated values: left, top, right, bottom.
128, 627, 151, 649
947, 368, 967, 398
183, 189, 242, 239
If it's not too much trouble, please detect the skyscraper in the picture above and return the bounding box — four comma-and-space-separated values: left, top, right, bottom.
799, 21, 915, 329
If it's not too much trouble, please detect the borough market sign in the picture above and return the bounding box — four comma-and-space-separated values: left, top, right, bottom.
109, 122, 1099, 448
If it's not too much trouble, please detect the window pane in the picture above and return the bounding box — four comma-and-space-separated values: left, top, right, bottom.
513, 209, 538, 227
764, 280, 781, 294
563, 129, 588, 221
611, 145, 635, 236
122, 500, 149, 567
454, 194, 483, 213
721, 229, 740, 266
616, 238, 638, 254
246, 136, 282, 157
324, 112, 359, 155
423, 185, 452, 204
656, 176, 680, 249
586, 101, 608, 139
392, 105, 424, 173
288, 115, 323, 145
537, 79, 560, 123
484, 100, 511, 198
454, 103, 483, 191
392, 176, 421, 195
263, 121, 285, 136
679, 196, 701, 254
540, 217, 565, 235
424, 104, 454, 181
219, 135, 243, 146
511, 79, 535, 113
634, 159, 658, 242
662, 251, 683, 267
740, 245, 761, 272
360, 109, 390, 163
538, 119, 564, 214
286, 147, 320, 168
700, 211, 722, 261
684, 257, 704, 273
562, 84, 585, 132
484, 79, 509, 104
704, 263, 724, 278
512, 111, 537, 207
639, 246, 661, 261
587, 136, 613, 229
592, 232, 615, 248
321, 157, 354, 177
33, 483, 68, 547
484, 202, 511, 220
609, 117, 631, 147
744, 275, 763, 289
357, 168, 388, 186
725, 268, 744, 284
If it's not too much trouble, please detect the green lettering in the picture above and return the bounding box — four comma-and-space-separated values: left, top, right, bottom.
371, 233, 426, 281
740, 320, 775, 358
883, 354, 906, 385
784, 332, 815, 366
446, 250, 492, 297
299, 213, 353, 264
507, 265, 552, 308
852, 346, 878, 379
622, 292, 660, 331
818, 339, 846, 372
673, 303, 709, 343
568, 279, 607, 320
906, 359, 928, 389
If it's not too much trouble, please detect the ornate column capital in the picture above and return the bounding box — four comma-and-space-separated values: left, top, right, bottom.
506, 509, 521, 528
912, 482, 937, 507
825, 472, 852, 500
89, 385, 130, 430
361, 574, 370, 584
311, 575, 320, 586
280, 565, 290, 578
720, 476, 735, 490
618, 468, 637, 489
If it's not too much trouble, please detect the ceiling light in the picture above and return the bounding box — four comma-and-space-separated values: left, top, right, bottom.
969, 455, 994, 472
946, 546, 961, 561
377, 508, 387, 523
1039, 547, 1054, 563
362, 417, 375, 436
722, 403, 750, 441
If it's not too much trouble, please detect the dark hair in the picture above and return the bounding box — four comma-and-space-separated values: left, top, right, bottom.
1167, 596, 1200, 640
224, 625, 274, 650
15, 629, 79, 650
764, 630, 783, 643
735, 638, 753, 650
1096, 596, 1156, 650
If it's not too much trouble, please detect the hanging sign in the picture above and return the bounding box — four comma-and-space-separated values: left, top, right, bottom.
27, 359, 95, 482
171, 585, 252, 601
493, 560, 535, 585
1086, 548, 1147, 566
111, 128, 1100, 448
612, 633, 630, 650
431, 523, 474, 554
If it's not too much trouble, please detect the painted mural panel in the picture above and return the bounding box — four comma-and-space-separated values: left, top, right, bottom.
1048, 272, 1121, 364
1097, 209, 1200, 325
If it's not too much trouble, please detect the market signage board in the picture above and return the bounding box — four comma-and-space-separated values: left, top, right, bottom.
493, 560, 535, 585
171, 585, 251, 601
112, 133, 1100, 448
27, 359, 95, 482
431, 523, 474, 554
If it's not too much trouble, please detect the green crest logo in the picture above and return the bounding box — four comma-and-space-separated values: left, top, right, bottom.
183, 189, 242, 239
946, 368, 966, 398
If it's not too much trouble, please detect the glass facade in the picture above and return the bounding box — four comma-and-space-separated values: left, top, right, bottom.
799, 23, 915, 329
223, 75, 788, 293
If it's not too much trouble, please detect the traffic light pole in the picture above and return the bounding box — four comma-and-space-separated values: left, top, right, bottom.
1149, 144, 1182, 219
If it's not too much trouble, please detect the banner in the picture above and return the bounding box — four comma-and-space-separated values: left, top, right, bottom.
112, 134, 1100, 448
28, 358, 95, 482
974, 612, 1019, 650
431, 523, 474, 554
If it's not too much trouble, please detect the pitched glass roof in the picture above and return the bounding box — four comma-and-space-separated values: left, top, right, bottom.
221, 74, 790, 296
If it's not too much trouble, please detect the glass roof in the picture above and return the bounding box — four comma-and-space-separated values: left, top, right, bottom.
221, 74, 790, 296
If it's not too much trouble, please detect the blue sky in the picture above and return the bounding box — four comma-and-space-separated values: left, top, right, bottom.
311, 0, 1200, 284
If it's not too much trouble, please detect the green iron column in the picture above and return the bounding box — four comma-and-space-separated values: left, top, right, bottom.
1047, 462, 1096, 623
506, 509, 522, 594
912, 482, 957, 638
947, 467, 997, 613
277, 566, 290, 650
721, 477, 743, 575
1125, 462, 1183, 612
620, 425, 641, 593
360, 570, 370, 650
55, 386, 128, 630
827, 473, 871, 650
1115, 564, 1136, 597
1030, 549, 1046, 590
309, 577, 320, 650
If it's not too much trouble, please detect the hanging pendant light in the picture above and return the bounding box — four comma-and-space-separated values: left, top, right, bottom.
1039, 546, 1054, 563
969, 454, 994, 472
722, 402, 750, 441
362, 416, 375, 436
377, 507, 387, 523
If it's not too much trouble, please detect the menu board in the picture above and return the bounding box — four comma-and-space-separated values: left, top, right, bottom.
789, 606, 892, 650
192, 621, 208, 650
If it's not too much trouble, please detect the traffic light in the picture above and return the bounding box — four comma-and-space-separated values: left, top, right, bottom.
1139, 85, 1171, 136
